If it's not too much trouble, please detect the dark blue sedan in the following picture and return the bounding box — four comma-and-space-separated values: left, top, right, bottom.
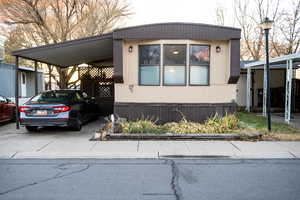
19, 90, 100, 132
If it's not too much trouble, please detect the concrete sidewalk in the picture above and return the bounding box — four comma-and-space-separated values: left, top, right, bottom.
1, 139, 300, 159
1, 121, 300, 159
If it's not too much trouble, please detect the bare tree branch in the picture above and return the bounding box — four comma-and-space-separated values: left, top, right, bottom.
0, 0, 132, 88
234, 0, 282, 60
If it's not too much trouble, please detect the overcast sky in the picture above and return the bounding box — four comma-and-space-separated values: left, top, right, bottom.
125, 0, 292, 28
126, 0, 232, 26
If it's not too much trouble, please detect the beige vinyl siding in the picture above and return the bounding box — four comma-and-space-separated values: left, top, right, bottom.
115, 39, 236, 103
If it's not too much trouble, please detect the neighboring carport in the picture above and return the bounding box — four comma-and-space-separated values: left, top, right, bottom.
245, 53, 300, 123
11, 33, 113, 129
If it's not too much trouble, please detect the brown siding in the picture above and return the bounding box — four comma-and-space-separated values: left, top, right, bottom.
113, 39, 123, 83
114, 23, 241, 40
114, 102, 237, 124
228, 39, 240, 84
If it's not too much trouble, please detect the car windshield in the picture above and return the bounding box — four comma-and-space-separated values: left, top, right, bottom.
30, 91, 72, 103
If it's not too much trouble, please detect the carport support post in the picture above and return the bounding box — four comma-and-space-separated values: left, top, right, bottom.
246, 67, 252, 112
285, 59, 293, 123
15, 56, 20, 129
34, 60, 38, 95
48, 65, 52, 90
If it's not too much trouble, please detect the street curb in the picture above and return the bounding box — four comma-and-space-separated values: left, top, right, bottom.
105, 133, 262, 140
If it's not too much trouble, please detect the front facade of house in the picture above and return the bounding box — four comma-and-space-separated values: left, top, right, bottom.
112, 24, 241, 123
12, 23, 241, 123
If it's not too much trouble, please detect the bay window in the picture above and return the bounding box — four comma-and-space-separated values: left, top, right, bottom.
138, 43, 210, 86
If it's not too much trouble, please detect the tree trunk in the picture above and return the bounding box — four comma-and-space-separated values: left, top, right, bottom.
58, 67, 68, 89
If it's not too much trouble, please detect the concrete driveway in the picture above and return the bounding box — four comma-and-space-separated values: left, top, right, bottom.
0, 118, 105, 159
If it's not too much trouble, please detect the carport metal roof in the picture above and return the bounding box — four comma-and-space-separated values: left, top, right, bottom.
12, 33, 113, 67
244, 53, 300, 69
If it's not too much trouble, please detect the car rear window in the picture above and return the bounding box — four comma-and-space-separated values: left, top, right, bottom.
30, 91, 72, 103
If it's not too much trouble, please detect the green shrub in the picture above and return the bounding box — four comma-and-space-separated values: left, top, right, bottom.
121, 119, 167, 134
203, 113, 239, 133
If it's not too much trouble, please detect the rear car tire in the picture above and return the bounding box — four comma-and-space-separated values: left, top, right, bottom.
71, 115, 82, 131
25, 126, 38, 132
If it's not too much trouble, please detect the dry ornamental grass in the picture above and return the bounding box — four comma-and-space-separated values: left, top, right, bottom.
121, 114, 240, 134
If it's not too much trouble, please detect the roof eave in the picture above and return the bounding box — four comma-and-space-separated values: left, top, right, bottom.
114, 22, 241, 32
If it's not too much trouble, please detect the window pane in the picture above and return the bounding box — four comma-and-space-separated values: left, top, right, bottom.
140, 66, 160, 85
139, 45, 160, 65
164, 45, 186, 65
30, 91, 71, 103
190, 45, 210, 65
164, 66, 185, 85
190, 66, 209, 85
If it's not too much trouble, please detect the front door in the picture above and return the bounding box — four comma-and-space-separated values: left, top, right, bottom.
21, 72, 27, 97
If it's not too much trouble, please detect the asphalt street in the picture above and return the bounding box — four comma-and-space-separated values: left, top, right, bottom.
0, 158, 300, 200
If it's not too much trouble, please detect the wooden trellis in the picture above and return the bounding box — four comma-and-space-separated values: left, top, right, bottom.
79, 66, 114, 115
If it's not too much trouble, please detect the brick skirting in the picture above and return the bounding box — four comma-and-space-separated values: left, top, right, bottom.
114, 102, 237, 124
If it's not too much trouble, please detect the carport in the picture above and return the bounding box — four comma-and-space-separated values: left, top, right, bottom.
245, 53, 300, 123
11, 33, 114, 129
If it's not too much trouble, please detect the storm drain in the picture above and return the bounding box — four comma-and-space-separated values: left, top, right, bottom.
159, 155, 231, 159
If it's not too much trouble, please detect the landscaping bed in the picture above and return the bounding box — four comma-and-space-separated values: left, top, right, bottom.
93, 112, 300, 141
93, 114, 261, 141
121, 114, 241, 134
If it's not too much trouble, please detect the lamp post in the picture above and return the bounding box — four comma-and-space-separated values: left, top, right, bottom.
261, 17, 273, 132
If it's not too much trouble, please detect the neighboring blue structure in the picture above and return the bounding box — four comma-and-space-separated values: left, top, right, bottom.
0, 62, 44, 98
